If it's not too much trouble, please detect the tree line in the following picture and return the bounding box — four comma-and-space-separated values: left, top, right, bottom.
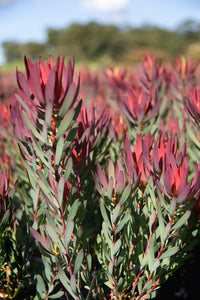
3, 20, 200, 64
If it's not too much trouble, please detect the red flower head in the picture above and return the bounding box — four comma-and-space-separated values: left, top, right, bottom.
72, 103, 110, 173
16, 55, 79, 110
105, 67, 128, 90
118, 87, 162, 126
124, 133, 154, 188
155, 146, 200, 202
184, 86, 200, 125
138, 53, 164, 91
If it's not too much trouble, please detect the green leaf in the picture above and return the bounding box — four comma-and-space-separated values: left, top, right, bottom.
55, 136, 64, 166
87, 254, 92, 273
169, 197, 177, 218
57, 262, 76, 299
102, 221, 112, 250
45, 99, 53, 128
119, 185, 131, 205
67, 199, 80, 222
64, 157, 73, 181
108, 260, 113, 275
49, 291, 64, 299
100, 200, 111, 229
160, 246, 179, 259
56, 110, 75, 140
163, 222, 171, 242
70, 275, 77, 295
151, 259, 160, 273
59, 83, 76, 118
73, 100, 82, 123
115, 213, 129, 234
172, 211, 191, 231
0, 210, 10, 228
58, 176, 65, 206
65, 220, 74, 247
149, 209, 156, 233
36, 275, 46, 297
32, 135, 49, 168
45, 224, 66, 254
157, 202, 165, 243
22, 110, 44, 143
64, 126, 78, 148
74, 250, 84, 276
112, 239, 121, 257
111, 203, 121, 225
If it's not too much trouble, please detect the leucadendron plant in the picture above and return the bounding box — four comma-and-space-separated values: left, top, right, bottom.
8, 55, 200, 299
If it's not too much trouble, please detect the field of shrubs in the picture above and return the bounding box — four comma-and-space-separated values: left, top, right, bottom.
0, 54, 200, 299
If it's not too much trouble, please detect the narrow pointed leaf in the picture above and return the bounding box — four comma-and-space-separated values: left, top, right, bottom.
74, 250, 84, 276
65, 220, 74, 247
56, 109, 75, 140
59, 83, 76, 118
160, 246, 179, 259
112, 239, 122, 257
55, 136, 64, 166
172, 211, 191, 231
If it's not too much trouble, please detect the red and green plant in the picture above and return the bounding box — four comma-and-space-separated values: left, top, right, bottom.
0, 54, 200, 299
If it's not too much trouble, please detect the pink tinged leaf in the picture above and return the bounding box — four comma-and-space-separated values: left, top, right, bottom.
24, 56, 33, 79
142, 138, 153, 172
107, 160, 115, 186
30, 227, 50, 251
45, 67, 56, 103
152, 143, 160, 173
176, 162, 189, 196
164, 167, 174, 196
96, 163, 108, 189
39, 56, 46, 71
48, 55, 54, 68
176, 185, 190, 203
91, 171, 103, 195
169, 152, 178, 173
155, 178, 167, 196
31, 62, 45, 105
149, 97, 162, 117
115, 159, 124, 179
124, 134, 134, 178
191, 163, 200, 194
58, 56, 64, 86
116, 170, 125, 195
107, 176, 114, 199
17, 71, 30, 95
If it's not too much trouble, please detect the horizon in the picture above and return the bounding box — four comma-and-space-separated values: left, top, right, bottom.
1, 0, 200, 65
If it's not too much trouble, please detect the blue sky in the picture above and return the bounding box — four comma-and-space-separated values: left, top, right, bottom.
1, 0, 200, 64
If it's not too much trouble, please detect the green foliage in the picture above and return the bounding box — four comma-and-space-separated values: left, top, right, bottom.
3, 19, 200, 65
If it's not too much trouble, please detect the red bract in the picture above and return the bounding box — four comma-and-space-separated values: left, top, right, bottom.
174, 56, 199, 86
105, 67, 128, 90
16, 55, 79, 110
0, 170, 9, 212
138, 53, 164, 91
155, 148, 200, 202
184, 86, 200, 124
118, 87, 162, 125
124, 133, 153, 187
72, 103, 110, 172
151, 134, 179, 174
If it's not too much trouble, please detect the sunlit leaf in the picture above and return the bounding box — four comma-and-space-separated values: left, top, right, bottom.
74, 250, 84, 276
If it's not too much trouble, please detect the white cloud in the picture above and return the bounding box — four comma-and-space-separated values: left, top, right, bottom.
82, 0, 128, 13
